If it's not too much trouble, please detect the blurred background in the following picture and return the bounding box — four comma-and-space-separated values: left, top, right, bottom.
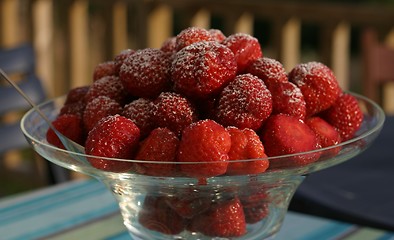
0, 0, 393, 196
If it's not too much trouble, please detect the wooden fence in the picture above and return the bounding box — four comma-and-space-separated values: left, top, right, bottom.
1, 0, 394, 111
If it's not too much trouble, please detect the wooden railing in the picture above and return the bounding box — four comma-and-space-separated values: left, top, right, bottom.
1, 0, 394, 111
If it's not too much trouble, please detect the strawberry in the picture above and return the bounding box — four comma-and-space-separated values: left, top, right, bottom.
189, 198, 246, 237
138, 196, 185, 235
165, 194, 212, 219
134, 128, 179, 176
240, 190, 269, 224
171, 41, 237, 99
153, 92, 198, 136
246, 57, 288, 88
92, 61, 117, 81
160, 36, 177, 53
85, 75, 129, 105
59, 100, 86, 117
215, 73, 272, 130
175, 26, 214, 51
321, 93, 363, 141
261, 114, 321, 168
64, 86, 89, 105
85, 115, 140, 172
226, 126, 269, 175
222, 33, 262, 73
288, 61, 341, 116
122, 98, 156, 138
305, 116, 342, 157
113, 49, 135, 74
119, 48, 172, 98
83, 96, 122, 132
178, 120, 231, 178
46, 114, 84, 149
267, 81, 306, 120
208, 28, 226, 42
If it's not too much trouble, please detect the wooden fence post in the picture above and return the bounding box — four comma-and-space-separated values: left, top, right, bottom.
331, 21, 350, 90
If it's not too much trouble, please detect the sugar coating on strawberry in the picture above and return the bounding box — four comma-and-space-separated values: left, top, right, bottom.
92, 61, 117, 81
85, 115, 140, 172
222, 33, 262, 73
305, 116, 342, 157
64, 86, 89, 105
138, 196, 185, 235
190, 198, 246, 237
289, 61, 341, 116
246, 57, 288, 87
113, 49, 135, 74
119, 48, 172, 98
122, 98, 156, 138
171, 41, 237, 99
83, 96, 122, 132
208, 28, 226, 42
46, 114, 84, 149
85, 75, 129, 105
261, 114, 321, 168
226, 126, 269, 175
175, 26, 214, 51
321, 93, 363, 141
268, 81, 306, 120
178, 120, 231, 178
160, 36, 177, 53
134, 128, 179, 176
153, 92, 198, 136
215, 73, 272, 130
60, 101, 86, 117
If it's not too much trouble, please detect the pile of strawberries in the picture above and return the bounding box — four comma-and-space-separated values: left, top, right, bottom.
45, 26, 364, 237
47, 26, 363, 176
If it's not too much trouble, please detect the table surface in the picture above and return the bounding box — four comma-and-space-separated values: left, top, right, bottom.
1, 179, 393, 240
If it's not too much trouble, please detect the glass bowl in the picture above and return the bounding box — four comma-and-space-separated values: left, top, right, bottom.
21, 92, 384, 240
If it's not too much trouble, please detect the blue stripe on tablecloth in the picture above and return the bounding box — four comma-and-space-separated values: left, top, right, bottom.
378, 233, 394, 240
0, 179, 120, 240
106, 231, 132, 240
0, 180, 104, 225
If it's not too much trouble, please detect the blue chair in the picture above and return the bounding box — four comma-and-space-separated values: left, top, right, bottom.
0, 43, 70, 184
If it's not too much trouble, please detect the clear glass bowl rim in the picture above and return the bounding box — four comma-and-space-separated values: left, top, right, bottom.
20, 91, 385, 166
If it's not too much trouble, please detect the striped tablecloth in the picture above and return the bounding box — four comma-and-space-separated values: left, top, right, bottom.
1, 179, 393, 240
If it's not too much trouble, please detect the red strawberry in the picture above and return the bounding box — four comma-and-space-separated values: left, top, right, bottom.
208, 28, 226, 42
268, 81, 306, 120
83, 96, 122, 132
189, 198, 246, 237
85, 75, 129, 105
305, 116, 342, 157
240, 191, 269, 224
59, 100, 86, 117
85, 115, 140, 172
246, 57, 288, 87
135, 128, 179, 176
175, 26, 214, 51
64, 86, 89, 105
222, 33, 262, 73
178, 120, 231, 178
138, 196, 185, 235
92, 61, 117, 81
113, 49, 135, 74
122, 98, 156, 138
321, 93, 363, 141
289, 62, 341, 116
160, 36, 177, 53
171, 41, 237, 99
119, 48, 172, 98
261, 114, 321, 168
215, 73, 272, 130
153, 92, 198, 136
46, 114, 84, 149
226, 126, 269, 175
165, 194, 212, 219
